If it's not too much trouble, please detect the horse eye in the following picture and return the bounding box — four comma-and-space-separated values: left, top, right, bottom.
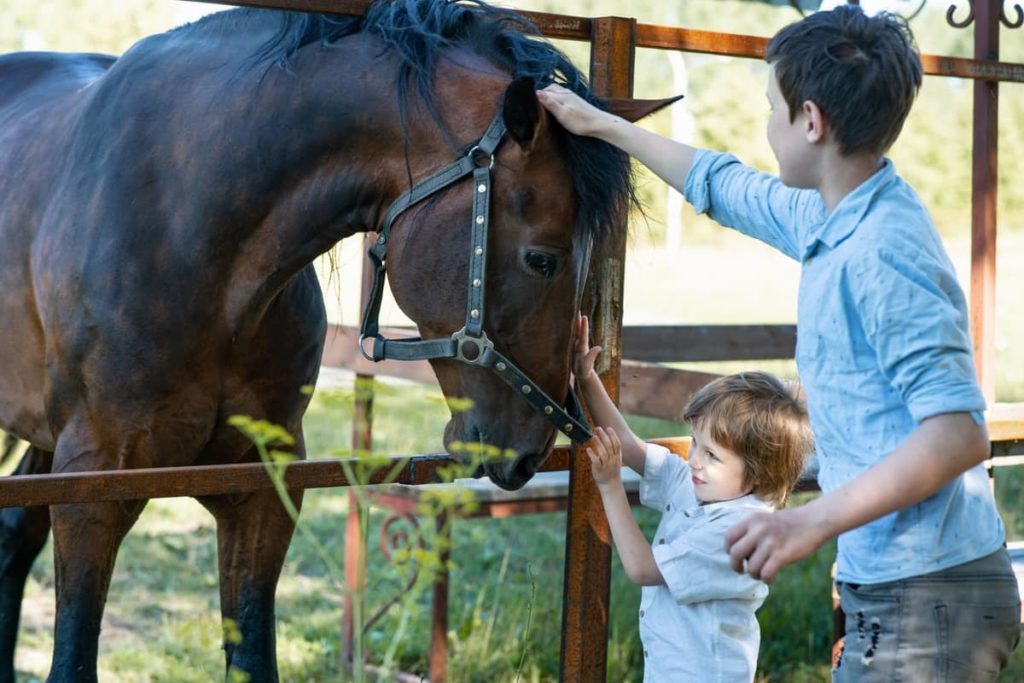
524, 251, 558, 278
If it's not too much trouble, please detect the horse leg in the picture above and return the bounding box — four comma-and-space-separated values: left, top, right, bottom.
201, 456, 303, 682
45, 426, 146, 683
0, 447, 53, 683
47, 495, 145, 682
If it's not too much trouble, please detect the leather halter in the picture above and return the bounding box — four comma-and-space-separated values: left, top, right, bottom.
358, 110, 593, 444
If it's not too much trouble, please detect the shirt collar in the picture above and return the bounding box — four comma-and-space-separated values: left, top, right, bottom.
684, 492, 771, 517
801, 158, 895, 260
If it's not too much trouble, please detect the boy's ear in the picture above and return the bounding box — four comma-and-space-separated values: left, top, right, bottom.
802, 99, 828, 144
602, 94, 684, 123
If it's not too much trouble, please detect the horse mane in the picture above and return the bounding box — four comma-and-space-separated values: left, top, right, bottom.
186, 0, 633, 241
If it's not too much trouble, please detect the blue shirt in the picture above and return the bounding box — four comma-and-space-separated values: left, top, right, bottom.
684, 150, 1005, 584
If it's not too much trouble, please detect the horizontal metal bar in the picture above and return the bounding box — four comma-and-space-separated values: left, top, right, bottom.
194, 1, 1024, 84
0, 447, 571, 508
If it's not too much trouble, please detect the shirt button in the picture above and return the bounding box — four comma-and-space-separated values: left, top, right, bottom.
639, 609, 645, 617
666, 504, 671, 511
658, 538, 665, 544
644, 650, 649, 658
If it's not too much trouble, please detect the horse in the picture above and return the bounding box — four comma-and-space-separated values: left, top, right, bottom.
0, 0, 669, 679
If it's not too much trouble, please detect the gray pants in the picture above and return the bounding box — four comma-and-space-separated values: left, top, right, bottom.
833, 549, 1021, 683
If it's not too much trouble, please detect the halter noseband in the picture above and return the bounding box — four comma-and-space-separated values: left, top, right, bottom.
357, 110, 593, 444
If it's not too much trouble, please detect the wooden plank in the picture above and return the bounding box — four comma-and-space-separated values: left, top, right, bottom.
618, 361, 721, 422
622, 324, 796, 362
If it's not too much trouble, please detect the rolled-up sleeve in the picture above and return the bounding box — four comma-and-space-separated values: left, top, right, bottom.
851, 248, 986, 422
640, 443, 686, 510
684, 149, 823, 260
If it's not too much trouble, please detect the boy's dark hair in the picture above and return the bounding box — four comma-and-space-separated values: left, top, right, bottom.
766, 5, 922, 156
683, 372, 813, 508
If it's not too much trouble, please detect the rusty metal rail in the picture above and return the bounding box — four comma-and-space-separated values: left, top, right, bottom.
195, 0, 1024, 83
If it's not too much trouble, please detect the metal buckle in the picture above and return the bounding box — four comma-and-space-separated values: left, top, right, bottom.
451, 328, 493, 364
357, 334, 376, 362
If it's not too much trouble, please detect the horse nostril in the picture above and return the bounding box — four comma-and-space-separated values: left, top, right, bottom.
513, 456, 538, 483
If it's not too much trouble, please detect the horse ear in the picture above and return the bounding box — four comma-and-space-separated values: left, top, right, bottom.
601, 94, 685, 123
502, 77, 542, 152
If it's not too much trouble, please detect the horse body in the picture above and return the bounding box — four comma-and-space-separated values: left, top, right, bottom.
0, 3, 643, 680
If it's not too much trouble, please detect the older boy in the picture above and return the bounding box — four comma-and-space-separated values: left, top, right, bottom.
539, 5, 1020, 680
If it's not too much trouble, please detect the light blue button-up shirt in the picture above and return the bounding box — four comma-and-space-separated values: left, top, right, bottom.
684, 150, 1005, 584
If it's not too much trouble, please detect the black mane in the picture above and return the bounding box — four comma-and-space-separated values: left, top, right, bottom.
191, 0, 633, 241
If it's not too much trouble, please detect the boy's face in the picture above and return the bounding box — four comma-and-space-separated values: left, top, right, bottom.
766, 64, 817, 189
688, 420, 753, 504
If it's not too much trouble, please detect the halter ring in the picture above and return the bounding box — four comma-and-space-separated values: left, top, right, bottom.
467, 145, 495, 170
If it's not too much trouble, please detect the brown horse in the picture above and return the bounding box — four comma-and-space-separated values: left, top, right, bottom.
0, 1, 667, 680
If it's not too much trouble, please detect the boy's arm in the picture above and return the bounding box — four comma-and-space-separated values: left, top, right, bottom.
538, 85, 815, 260
588, 428, 665, 586
574, 315, 647, 473
724, 412, 989, 584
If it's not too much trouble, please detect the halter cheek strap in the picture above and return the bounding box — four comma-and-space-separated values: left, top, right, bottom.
357, 111, 593, 444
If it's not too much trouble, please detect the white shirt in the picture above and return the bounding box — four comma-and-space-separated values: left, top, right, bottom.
639, 443, 772, 683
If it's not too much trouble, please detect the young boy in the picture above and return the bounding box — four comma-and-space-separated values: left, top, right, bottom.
540, 5, 1021, 680
576, 315, 812, 682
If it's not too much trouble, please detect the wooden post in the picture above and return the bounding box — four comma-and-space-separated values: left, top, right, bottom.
342, 232, 377, 669
559, 16, 636, 683
969, 2, 999, 400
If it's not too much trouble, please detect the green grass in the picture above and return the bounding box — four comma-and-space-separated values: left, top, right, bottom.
8, 375, 1022, 681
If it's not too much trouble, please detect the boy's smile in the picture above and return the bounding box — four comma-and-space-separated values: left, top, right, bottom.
688, 421, 754, 504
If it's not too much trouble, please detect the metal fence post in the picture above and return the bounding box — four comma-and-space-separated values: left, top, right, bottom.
559, 15, 636, 683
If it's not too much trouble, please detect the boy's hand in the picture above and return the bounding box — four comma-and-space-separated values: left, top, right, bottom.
723, 507, 828, 584
574, 314, 601, 383
586, 426, 623, 489
536, 85, 615, 138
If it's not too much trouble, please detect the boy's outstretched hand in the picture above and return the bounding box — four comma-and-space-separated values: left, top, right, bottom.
574, 314, 601, 383
586, 426, 623, 489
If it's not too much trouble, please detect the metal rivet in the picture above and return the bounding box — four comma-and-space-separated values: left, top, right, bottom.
544, 406, 553, 415
476, 216, 484, 225
474, 246, 483, 256
521, 385, 531, 394
473, 278, 481, 287
477, 184, 487, 193
470, 309, 480, 319
496, 362, 506, 371
565, 424, 573, 432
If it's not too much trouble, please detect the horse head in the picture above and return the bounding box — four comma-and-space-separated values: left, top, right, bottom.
353, 2, 677, 489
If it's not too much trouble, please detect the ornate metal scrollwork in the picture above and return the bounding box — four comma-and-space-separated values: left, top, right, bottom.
947, 1, 1024, 29
360, 512, 424, 636
1004, 1, 1024, 28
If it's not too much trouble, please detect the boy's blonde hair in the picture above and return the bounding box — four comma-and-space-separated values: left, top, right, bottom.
683, 372, 813, 508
